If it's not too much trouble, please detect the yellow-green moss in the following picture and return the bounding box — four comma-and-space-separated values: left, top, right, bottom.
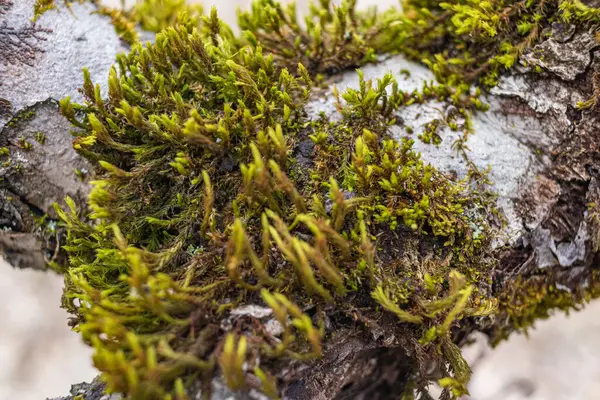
33, 0, 203, 43
6, 109, 36, 127
53, 1, 600, 399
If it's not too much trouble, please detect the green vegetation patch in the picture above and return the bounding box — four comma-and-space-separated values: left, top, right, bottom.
51, 0, 600, 399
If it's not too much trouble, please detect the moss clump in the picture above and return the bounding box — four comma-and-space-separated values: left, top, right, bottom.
17, 136, 34, 151
35, 131, 47, 144
54, 0, 600, 399
368, 0, 600, 88
32, 0, 97, 21
33, 0, 203, 43
490, 268, 600, 345
131, 0, 203, 33
96, 0, 204, 44
6, 109, 36, 127
32, 0, 65, 20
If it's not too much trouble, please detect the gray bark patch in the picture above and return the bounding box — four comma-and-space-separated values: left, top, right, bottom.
0, 0, 128, 129
306, 55, 570, 246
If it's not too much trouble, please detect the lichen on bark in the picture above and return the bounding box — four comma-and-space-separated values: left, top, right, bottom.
0, 0, 51, 67
17, 0, 600, 399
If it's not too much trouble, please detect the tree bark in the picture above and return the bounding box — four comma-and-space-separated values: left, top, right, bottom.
0, 0, 123, 269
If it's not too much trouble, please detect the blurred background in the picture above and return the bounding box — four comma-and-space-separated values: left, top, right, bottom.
2, 1, 600, 399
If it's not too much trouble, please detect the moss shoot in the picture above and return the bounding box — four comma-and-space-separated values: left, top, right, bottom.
51, 0, 600, 399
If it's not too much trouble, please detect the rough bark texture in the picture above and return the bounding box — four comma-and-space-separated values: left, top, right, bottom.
0, 0, 125, 269
2, 2, 599, 400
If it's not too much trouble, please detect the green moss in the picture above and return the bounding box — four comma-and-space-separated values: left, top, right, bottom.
418, 119, 442, 145
492, 270, 600, 345
132, 0, 203, 33
35, 131, 47, 145
17, 136, 33, 151
32, 0, 99, 21
96, 0, 205, 44
33, 0, 203, 44
32, 0, 61, 20
7, 109, 36, 127
373, 0, 600, 88
95, 6, 140, 44
52, 1, 600, 399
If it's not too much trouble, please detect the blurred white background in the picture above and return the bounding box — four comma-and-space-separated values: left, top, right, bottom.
2, 1, 600, 399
